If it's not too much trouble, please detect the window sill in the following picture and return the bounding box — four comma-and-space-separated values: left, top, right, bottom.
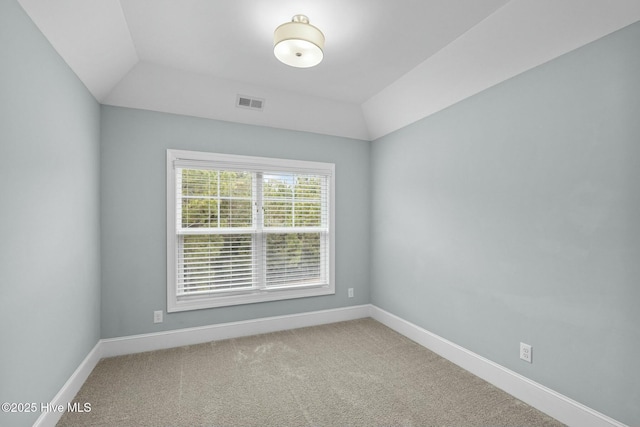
167, 284, 335, 312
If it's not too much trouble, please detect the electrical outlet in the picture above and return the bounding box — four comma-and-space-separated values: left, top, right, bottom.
520, 342, 532, 363
153, 310, 163, 324
348, 288, 354, 298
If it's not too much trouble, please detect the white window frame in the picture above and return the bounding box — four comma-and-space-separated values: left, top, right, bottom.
167, 149, 335, 312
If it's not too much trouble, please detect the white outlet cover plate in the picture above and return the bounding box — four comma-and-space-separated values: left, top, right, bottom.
520, 342, 532, 363
153, 310, 163, 323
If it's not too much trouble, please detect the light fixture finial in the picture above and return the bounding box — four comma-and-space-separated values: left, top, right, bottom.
292, 14, 309, 24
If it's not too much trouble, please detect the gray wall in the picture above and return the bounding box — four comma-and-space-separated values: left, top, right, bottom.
100, 106, 370, 338
0, 2, 101, 427
371, 22, 640, 425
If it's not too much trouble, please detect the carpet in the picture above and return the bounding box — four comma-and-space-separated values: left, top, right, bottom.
57, 318, 564, 426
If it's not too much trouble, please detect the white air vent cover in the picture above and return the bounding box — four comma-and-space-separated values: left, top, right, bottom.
236, 95, 265, 111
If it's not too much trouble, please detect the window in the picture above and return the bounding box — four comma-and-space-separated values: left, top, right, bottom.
167, 150, 335, 312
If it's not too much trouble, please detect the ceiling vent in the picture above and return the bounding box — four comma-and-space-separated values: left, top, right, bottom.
236, 95, 265, 111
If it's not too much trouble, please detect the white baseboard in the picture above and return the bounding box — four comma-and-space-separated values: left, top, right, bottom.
32, 341, 102, 427
369, 305, 627, 427
36, 304, 626, 427
100, 304, 371, 357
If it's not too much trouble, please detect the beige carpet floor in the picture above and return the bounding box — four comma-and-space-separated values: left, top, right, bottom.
57, 318, 564, 426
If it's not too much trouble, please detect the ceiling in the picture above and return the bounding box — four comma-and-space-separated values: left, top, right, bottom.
17, 0, 640, 140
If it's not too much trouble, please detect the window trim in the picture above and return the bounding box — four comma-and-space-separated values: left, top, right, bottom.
167, 149, 335, 312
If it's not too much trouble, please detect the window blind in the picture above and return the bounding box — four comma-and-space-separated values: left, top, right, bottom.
262, 173, 328, 288
173, 164, 330, 300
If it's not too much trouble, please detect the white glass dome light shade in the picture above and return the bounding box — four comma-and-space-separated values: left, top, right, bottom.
274, 15, 325, 68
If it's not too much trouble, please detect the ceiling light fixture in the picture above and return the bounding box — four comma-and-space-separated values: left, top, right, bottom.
273, 15, 325, 68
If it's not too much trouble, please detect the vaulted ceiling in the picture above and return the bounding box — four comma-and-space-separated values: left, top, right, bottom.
17, 0, 640, 140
